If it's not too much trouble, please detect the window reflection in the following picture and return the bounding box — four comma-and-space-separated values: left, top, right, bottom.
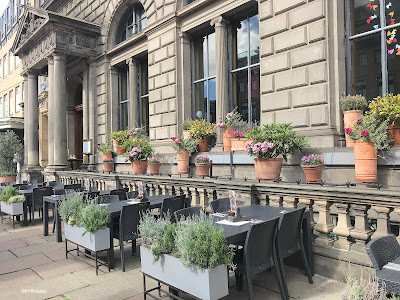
351, 0, 380, 35
119, 66, 129, 130
139, 58, 149, 132
117, 4, 147, 45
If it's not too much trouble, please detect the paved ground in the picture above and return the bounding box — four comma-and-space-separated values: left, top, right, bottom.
0, 213, 346, 300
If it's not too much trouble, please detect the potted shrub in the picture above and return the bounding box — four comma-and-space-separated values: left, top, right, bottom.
301, 154, 324, 183
124, 139, 154, 174
110, 130, 130, 154
97, 143, 114, 161
172, 137, 198, 174
128, 126, 148, 140
148, 157, 161, 175
368, 94, 400, 146
347, 114, 391, 182
0, 171, 17, 184
195, 155, 211, 177
139, 214, 232, 300
0, 187, 23, 216
0, 131, 23, 183
246, 123, 308, 181
231, 126, 253, 151
182, 119, 194, 139
340, 95, 368, 148
102, 159, 114, 172
189, 119, 216, 152
216, 108, 247, 151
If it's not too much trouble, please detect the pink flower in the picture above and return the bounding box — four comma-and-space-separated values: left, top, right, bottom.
345, 128, 352, 135
246, 127, 251, 130
135, 128, 140, 131
178, 137, 183, 142
361, 130, 369, 137
175, 141, 179, 145
357, 119, 363, 125
232, 130, 239, 136
97, 146, 100, 150
239, 132, 244, 137
172, 137, 176, 141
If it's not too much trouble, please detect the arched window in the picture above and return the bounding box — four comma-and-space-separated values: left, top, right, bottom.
117, 4, 147, 45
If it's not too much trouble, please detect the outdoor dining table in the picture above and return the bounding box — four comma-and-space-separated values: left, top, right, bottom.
43, 195, 64, 242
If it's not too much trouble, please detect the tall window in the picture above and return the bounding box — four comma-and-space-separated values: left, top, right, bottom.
347, 0, 400, 100
9, 51, 13, 73
117, 4, 147, 45
192, 32, 216, 122
3, 54, 7, 78
0, 97, 2, 117
139, 58, 149, 130
15, 55, 19, 68
4, 94, 7, 117
0, 59, 2, 80
15, 86, 20, 112
230, 15, 260, 123
118, 66, 129, 129
9, 90, 13, 115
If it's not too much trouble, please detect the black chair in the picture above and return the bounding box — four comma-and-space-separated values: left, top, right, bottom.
209, 198, 230, 213
19, 184, 38, 190
113, 202, 150, 272
97, 195, 119, 204
30, 179, 38, 185
160, 195, 185, 223
366, 235, 400, 296
234, 218, 288, 300
90, 186, 99, 193
110, 188, 129, 201
49, 182, 64, 189
64, 184, 82, 191
126, 191, 139, 200
174, 206, 203, 222
32, 188, 54, 221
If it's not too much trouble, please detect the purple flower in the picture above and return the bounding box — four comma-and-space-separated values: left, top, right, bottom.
361, 130, 369, 137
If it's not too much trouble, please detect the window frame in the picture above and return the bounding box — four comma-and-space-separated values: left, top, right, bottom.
116, 4, 147, 45
15, 85, 20, 112
9, 90, 13, 116
138, 59, 149, 131
118, 67, 130, 130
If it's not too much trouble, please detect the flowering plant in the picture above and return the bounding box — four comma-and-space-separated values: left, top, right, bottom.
340, 95, 368, 112
182, 119, 194, 131
300, 154, 323, 166
189, 119, 216, 139
148, 157, 161, 164
368, 93, 400, 125
103, 159, 114, 163
128, 126, 148, 140
195, 155, 210, 163
110, 130, 130, 145
245, 142, 276, 159
232, 126, 252, 138
97, 143, 113, 154
216, 108, 248, 131
124, 139, 154, 162
347, 114, 391, 150
171, 137, 198, 154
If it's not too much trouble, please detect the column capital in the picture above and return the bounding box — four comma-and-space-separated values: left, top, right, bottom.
27, 69, 40, 78
126, 58, 139, 66
179, 31, 191, 42
47, 55, 54, 64
53, 52, 67, 61
210, 16, 229, 27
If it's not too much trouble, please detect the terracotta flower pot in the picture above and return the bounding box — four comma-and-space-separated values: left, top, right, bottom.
196, 139, 209, 152
113, 141, 126, 155
388, 124, 400, 146
223, 126, 234, 151
195, 162, 211, 177
102, 153, 112, 161
231, 138, 253, 151
343, 110, 363, 148
182, 130, 192, 139
177, 149, 190, 174
148, 163, 161, 175
0, 176, 16, 184
354, 140, 378, 183
301, 164, 324, 183
103, 162, 114, 172
254, 158, 283, 181
130, 160, 148, 175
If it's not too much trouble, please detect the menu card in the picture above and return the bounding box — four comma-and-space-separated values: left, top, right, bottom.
229, 191, 237, 216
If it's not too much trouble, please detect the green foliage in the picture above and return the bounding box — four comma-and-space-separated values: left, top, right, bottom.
195, 155, 210, 163
124, 139, 155, 161
189, 119, 216, 139
175, 216, 234, 269
129, 125, 148, 139
245, 123, 308, 161
0, 186, 19, 202
80, 204, 110, 235
0, 171, 16, 177
139, 213, 172, 248
217, 108, 248, 131
171, 137, 198, 154
110, 130, 130, 145
368, 94, 400, 125
151, 223, 177, 262
148, 157, 161, 164
182, 119, 194, 131
97, 143, 114, 154
342, 272, 387, 300
58, 194, 85, 226
7, 195, 25, 204
340, 95, 368, 112
348, 115, 391, 151
0, 131, 23, 173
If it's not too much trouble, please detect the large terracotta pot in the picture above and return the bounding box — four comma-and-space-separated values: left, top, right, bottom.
388, 124, 400, 146
196, 139, 209, 152
130, 160, 148, 175
0, 176, 16, 184
301, 164, 324, 183
182, 130, 192, 139
254, 158, 283, 181
102, 153, 112, 160
230, 138, 253, 151
195, 162, 211, 177
223, 126, 234, 151
343, 110, 363, 148
113, 141, 126, 155
148, 163, 161, 175
177, 149, 190, 174
103, 162, 114, 172
354, 140, 378, 183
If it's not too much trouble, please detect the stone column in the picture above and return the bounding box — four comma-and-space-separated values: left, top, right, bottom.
22, 74, 28, 166
82, 65, 89, 145
350, 204, 373, 253
211, 16, 229, 145
371, 206, 393, 239
128, 58, 139, 127
27, 71, 40, 167
332, 203, 353, 250
53, 53, 68, 168
47, 57, 54, 168
88, 61, 97, 167
108, 66, 119, 137
313, 200, 334, 247
178, 32, 192, 133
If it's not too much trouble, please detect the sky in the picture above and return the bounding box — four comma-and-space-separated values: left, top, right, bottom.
0, 2, 8, 17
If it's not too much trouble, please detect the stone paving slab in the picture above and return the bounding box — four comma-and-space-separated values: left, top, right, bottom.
0, 238, 27, 251
0, 249, 17, 261
21, 235, 49, 246
0, 269, 43, 291
0, 252, 52, 275
11, 240, 64, 257
31, 257, 91, 279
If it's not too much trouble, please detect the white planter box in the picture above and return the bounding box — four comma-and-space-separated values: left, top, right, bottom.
140, 246, 228, 300
64, 223, 110, 252
1, 202, 23, 216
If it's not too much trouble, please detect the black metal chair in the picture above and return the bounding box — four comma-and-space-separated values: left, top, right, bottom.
113, 202, 150, 272
97, 195, 119, 204
174, 206, 204, 222
18, 184, 38, 190
234, 218, 288, 300
90, 186, 99, 193
209, 198, 230, 213
110, 188, 129, 201
32, 188, 54, 221
126, 191, 139, 200
64, 184, 82, 191
366, 235, 400, 296
160, 195, 185, 223
48, 182, 64, 189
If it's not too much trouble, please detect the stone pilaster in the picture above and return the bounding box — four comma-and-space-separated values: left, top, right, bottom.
27, 71, 40, 167
46, 56, 54, 168
88, 61, 97, 168
332, 203, 353, 250
128, 58, 139, 127
350, 204, 373, 253
22, 74, 28, 166
82, 63, 89, 165
371, 206, 393, 239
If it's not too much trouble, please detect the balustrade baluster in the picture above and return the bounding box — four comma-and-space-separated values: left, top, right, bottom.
283, 196, 298, 208
268, 195, 282, 207
349, 204, 373, 253
189, 187, 199, 207
313, 200, 334, 247
371, 206, 393, 239
332, 203, 353, 250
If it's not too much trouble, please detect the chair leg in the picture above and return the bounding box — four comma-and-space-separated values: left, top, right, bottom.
120, 240, 125, 272
235, 272, 243, 291
132, 239, 136, 255
246, 273, 254, 300
274, 265, 289, 300
52, 209, 56, 234
299, 240, 313, 284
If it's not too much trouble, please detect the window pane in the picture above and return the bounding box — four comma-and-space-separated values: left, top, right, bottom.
235, 19, 249, 69
16, 86, 20, 112
350, 33, 382, 100
385, 0, 400, 26
120, 102, 129, 130
4, 95, 7, 117
249, 15, 259, 65
208, 33, 216, 77
232, 69, 249, 120
351, 0, 380, 35
251, 67, 260, 123
387, 27, 400, 94
0, 98, 2, 117
119, 68, 129, 101
141, 97, 149, 131
141, 60, 148, 95
194, 81, 207, 120
9, 91, 13, 115
209, 78, 216, 123
194, 35, 207, 80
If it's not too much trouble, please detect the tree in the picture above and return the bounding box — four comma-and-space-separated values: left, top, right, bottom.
0, 130, 23, 174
